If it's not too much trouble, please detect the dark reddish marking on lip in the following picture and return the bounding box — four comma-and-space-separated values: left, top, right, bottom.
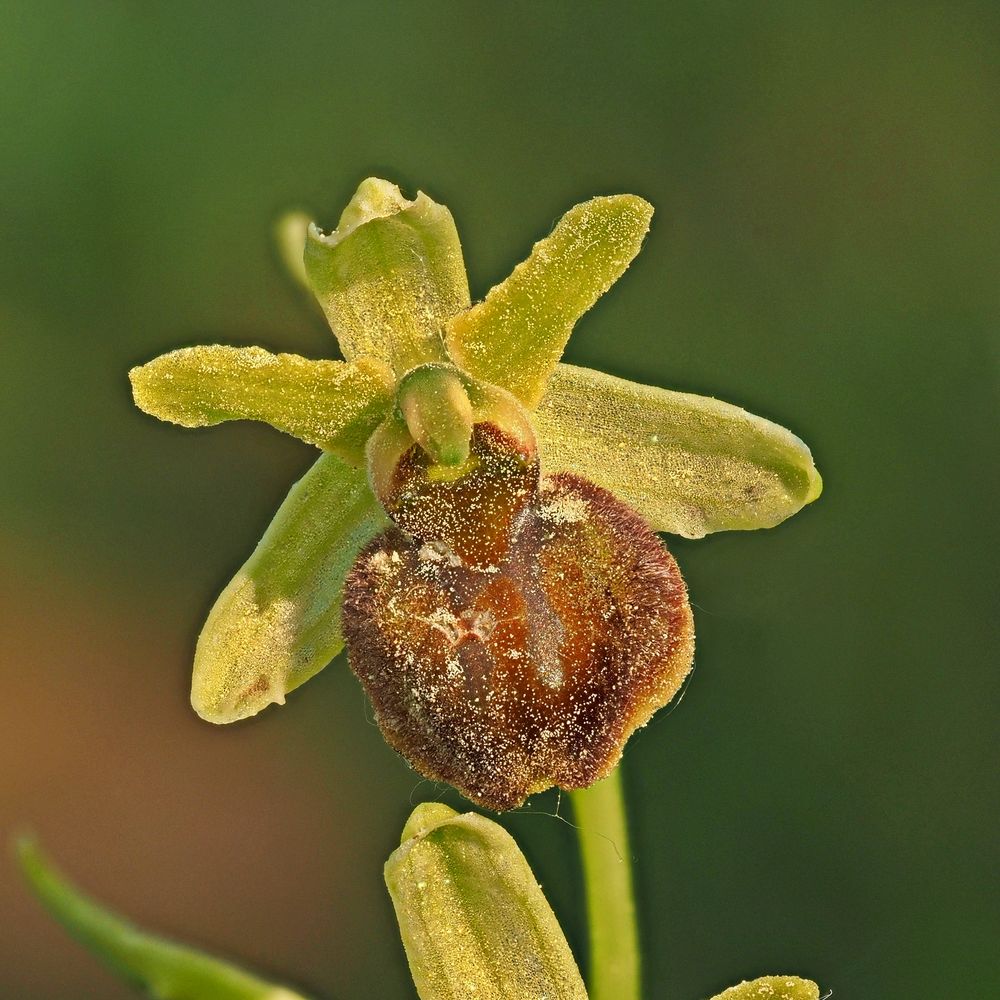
376, 422, 539, 569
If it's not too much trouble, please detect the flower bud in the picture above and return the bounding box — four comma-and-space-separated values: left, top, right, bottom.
709, 976, 820, 1000
384, 803, 587, 1000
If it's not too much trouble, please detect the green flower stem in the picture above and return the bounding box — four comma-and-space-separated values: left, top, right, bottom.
571, 767, 642, 1000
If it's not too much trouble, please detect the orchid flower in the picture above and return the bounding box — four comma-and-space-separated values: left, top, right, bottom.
129, 178, 821, 810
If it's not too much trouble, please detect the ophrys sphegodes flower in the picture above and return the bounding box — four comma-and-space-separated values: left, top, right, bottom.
130, 178, 821, 809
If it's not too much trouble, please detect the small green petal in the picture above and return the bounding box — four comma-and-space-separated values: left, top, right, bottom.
535, 364, 822, 538
305, 178, 470, 375
192, 453, 388, 723
709, 975, 821, 1000
446, 194, 653, 408
129, 345, 394, 466
385, 804, 588, 1000
15, 838, 308, 1000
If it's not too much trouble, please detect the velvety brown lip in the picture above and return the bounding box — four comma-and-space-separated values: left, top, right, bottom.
343, 457, 694, 811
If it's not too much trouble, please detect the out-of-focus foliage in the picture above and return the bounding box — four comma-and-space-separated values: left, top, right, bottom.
16, 840, 308, 1000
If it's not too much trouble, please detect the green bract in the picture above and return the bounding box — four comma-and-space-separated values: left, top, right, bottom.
15, 839, 308, 1000
128, 177, 822, 724
384, 803, 588, 1000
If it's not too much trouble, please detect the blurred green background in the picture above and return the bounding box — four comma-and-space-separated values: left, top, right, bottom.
2, 3, 997, 997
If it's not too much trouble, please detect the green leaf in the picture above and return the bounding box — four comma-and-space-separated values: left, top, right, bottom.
709, 975, 820, 1000
385, 804, 588, 1000
15, 838, 308, 1000
446, 194, 652, 408
129, 345, 394, 466
192, 452, 388, 723
305, 177, 470, 375
534, 363, 822, 538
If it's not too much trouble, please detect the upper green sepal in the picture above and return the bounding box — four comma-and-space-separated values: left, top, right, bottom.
708, 975, 821, 1000
192, 452, 388, 724
129, 345, 393, 466
385, 804, 588, 1000
534, 363, 822, 538
446, 193, 653, 408
305, 178, 471, 375
15, 838, 309, 1000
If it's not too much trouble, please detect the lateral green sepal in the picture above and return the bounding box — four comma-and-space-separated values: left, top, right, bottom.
129, 345, 394, 466
446, 193, 652, 408
15, 838, 308, 1000
534, 363, 822, 538
708, 975, 820, 1000
192, 453, 388, 723
385, 804, 588, 1000
305, 178, 470, 374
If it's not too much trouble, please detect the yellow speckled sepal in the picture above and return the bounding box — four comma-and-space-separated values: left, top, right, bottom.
129, 345, 393, 466
305, 178, 470, 375
192, 452, 388, 723
535, 363, 822, 538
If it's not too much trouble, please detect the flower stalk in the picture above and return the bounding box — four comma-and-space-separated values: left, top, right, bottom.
572, 768, 641, 1000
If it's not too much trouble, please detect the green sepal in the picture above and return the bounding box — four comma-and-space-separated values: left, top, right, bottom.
15, 838, 308, 1000
192, 452, 388, 723
709, 975, 820, 1000
446, 193, 652, 408
534, 363, 822, 538
305, 178, 471, 375
385, 804, 588, 1000
129, 345, 394, 466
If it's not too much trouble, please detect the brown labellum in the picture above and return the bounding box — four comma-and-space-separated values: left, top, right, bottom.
343, 423, 694, 811
376, 422, 538, 569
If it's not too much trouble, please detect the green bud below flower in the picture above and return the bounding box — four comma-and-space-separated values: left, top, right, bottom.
384, 803, 588, 1000
708, 976, 821, 1000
